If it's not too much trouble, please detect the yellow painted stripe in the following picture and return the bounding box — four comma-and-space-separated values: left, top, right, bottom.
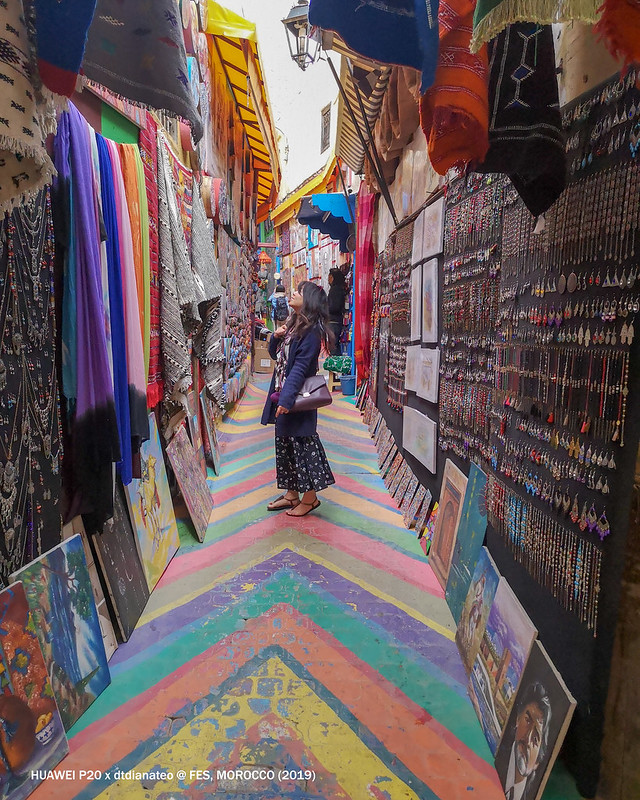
209, 484, 275, 523
95, 656, 419, 799
323, 486, 404, 528
214, 454, 273, 481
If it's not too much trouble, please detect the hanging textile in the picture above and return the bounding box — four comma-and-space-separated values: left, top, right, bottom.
119, 144, 151, 380
0, 0, 56, 214
594, 0, 640, 68
55, 104, 120, 525
138, 112, 163, 407
477, 23, 566, 217
95, 133, 133, 486
157, 135, 192, 408
191, 181, 225, 410
106, 139, 149, 454
32, 0, 97, 98
419, 0, 489, 175
373, 67, 421, 186
0, 188, 62, 582
355, 189, 377, 383
83, 0, 202, 142
471, 0, 599, 53
309, 0, 439, 92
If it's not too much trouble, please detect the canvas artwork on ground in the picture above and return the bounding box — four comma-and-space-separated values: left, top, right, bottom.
11, 535, 110, 731
494, 640, 576, 800
456, 546, 500, 673
125, 413, 180, 590
0, 582, 68, 799
446, 463, 488, 624
469, 578, 538, 754
167, 423, 214, 542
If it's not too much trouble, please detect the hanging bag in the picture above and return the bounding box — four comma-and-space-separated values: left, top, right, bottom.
290, 375, 332, 413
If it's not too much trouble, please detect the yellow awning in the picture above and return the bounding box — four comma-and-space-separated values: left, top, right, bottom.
271, 156, 337, 227
207, 2, 280, 209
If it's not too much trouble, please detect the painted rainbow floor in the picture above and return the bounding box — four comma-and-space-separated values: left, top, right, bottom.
30, 378, 576, 799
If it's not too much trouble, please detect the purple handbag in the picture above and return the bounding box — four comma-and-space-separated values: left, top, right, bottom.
290, 375, 332, 413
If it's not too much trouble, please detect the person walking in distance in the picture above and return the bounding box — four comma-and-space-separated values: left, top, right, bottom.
269, 284, 290, 324
261, 281, 335, 517
327, 268, 347, 355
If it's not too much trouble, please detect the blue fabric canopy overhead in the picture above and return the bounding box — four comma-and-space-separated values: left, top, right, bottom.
297, 193, 356, 252
309, 0, 439, 92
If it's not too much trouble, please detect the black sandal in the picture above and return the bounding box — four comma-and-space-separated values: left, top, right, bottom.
267, 494, 300, 511
286, 499, 321, 517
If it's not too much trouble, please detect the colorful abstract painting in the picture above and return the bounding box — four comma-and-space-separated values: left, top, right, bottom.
0, 582, 68, 799
421, 258, 439, 344
446, 463, 488, 624
456, 546, 500, 674
11, 535, 110, 732
166, 424, 214, 543
495, 641, 576, 800
200, 388, 221, 474
430, 459, 468, 588
469, 578, 538, 754
125, 413, 180, 591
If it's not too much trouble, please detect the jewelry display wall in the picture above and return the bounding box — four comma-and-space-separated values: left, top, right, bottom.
439, 175, 504, 465
385, 222, 413, 410
0, 188, 62, 583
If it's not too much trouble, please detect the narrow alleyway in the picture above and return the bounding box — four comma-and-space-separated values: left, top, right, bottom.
37, 381, 511, 799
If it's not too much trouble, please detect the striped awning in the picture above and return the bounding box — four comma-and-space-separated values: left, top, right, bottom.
323, 32, 391, 175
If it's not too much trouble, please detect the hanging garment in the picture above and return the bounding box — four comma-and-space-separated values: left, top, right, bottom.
477, 23, 566, 217
157, 135, 192, 409
191, 181, 224, 411
309, 0, 439, 92
119, 144, 151, 380
594, 0, 640, 68
420, 0, 489, 175
471, 0, 599, 53
32, 0, 97, 98
95, 133, 133, 486
83, 0, 202, 142
0, 0, 55, 213
106, 139, 150, 455
56, 104, 121, 524
355, 189, 377, 383
138, 112, 163, 407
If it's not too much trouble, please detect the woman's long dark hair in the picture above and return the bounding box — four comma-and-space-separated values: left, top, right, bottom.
287, 281, 335, 352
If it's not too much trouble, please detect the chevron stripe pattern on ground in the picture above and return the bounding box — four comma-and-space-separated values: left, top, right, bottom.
32, 377, 510, 800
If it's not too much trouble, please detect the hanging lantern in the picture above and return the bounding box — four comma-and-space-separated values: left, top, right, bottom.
282, 1, 320, 72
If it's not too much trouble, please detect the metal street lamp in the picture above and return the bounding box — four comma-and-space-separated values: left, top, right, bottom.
282, 0, 320, 71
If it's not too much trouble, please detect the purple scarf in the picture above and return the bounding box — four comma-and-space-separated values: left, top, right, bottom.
60, 104, 121, 523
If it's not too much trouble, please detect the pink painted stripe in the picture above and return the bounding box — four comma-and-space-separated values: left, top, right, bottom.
210, 468, 275, 505
336, 474, 398, 510
157, 512, 443, 598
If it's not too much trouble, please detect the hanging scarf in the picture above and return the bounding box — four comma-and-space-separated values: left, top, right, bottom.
594, 0, 640, 68
95, 133, 133, 486
119, 144, 151, 381
420, 0, 489, 175
106, 139, 149, 454
471, 0, 599, 52
0, 0, 56, 213
477, 23, 566, 217
157, 135, 192, 408
83, 0, 202, 142
138, 112, 163, 408
191, 181, 224, 411
309, 0, 439, 92
57, 104, 120, 524
32, 0, 97, 98
355, 189, 377, 383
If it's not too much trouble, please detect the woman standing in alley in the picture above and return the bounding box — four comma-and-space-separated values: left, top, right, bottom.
261, 281, 335, 517
327, 267, 347, 355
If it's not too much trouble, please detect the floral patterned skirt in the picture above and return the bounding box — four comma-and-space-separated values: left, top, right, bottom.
275, 434, 335, 493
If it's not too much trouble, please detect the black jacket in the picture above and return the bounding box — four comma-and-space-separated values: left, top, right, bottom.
261, 328, 322, 437
328, 284, 346, 324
